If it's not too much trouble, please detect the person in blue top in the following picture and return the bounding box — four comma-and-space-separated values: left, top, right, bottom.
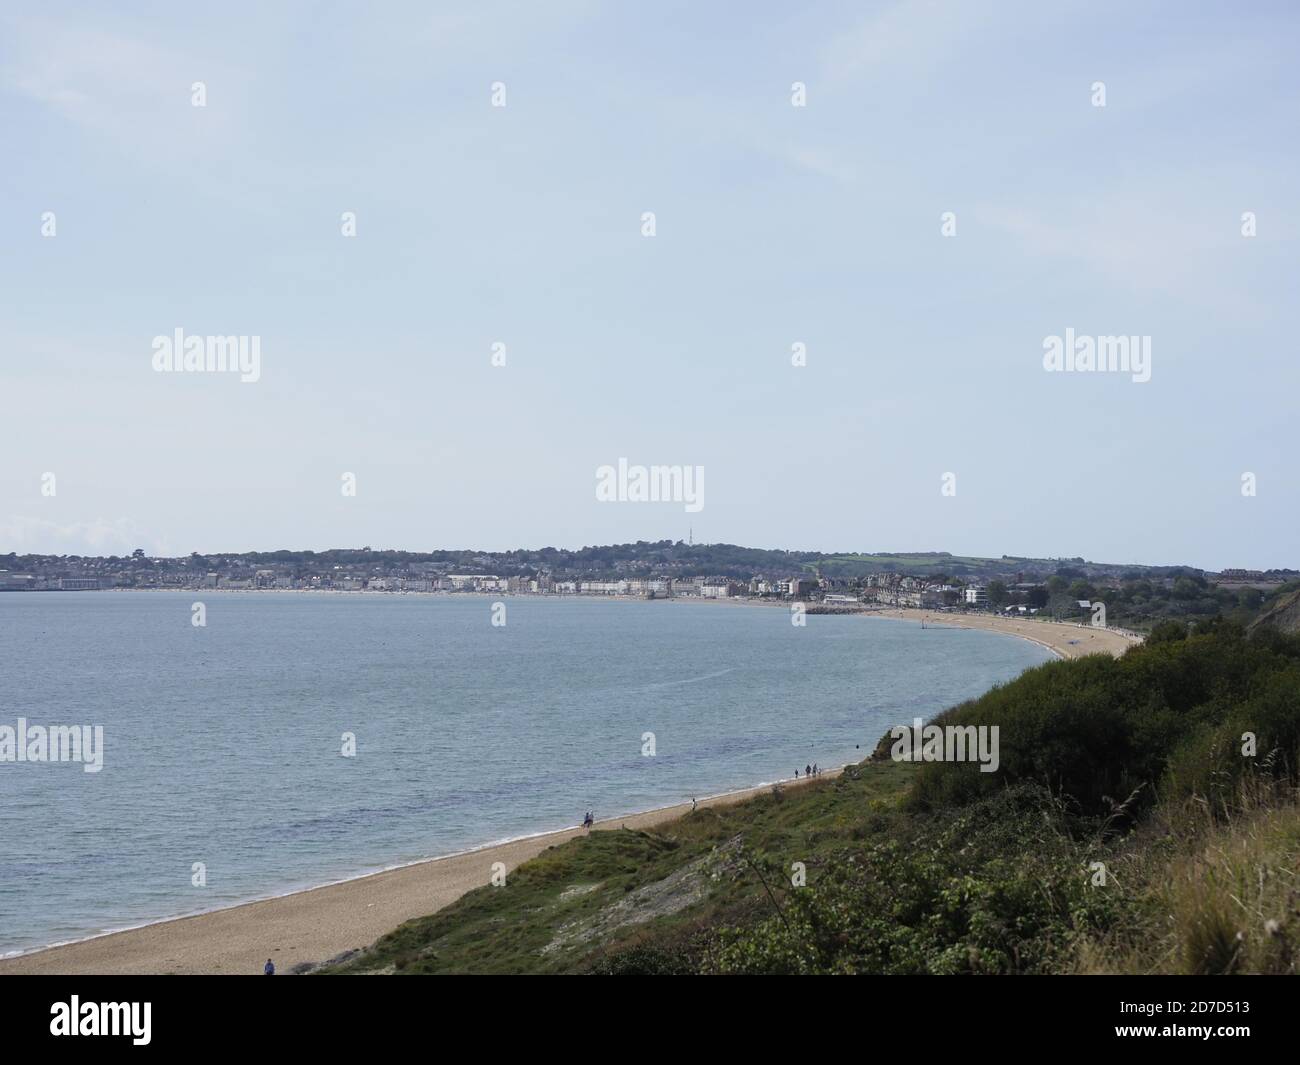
264, 958, 275, 976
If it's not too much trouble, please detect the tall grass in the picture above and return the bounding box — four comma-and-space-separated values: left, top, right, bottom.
1077, 773, 1300, 974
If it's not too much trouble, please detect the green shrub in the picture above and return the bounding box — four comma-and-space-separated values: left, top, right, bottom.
895, 627, 1300, 820
707, 786, 1124, 974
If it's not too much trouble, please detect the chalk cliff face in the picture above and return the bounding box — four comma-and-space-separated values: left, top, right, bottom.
1250, 587, 1300, 635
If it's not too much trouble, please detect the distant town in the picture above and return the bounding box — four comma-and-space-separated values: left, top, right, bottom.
2, 542, 1295, 632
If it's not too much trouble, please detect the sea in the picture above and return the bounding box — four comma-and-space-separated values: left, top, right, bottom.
0, 591, 1052, 956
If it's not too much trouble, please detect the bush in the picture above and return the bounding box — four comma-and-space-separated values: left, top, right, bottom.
1147, 619, 1189, 644
896, 627, 1300, 820
707, 786, 1124, 974
587, 946, 699, 975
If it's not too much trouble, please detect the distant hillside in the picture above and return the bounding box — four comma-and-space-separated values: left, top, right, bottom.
1251, 585, 1300, 635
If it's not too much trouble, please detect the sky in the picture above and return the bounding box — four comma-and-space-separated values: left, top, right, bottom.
2, 0, 1297, 570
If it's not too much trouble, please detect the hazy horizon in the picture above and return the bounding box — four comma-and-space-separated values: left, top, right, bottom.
4, 1, 1297, 571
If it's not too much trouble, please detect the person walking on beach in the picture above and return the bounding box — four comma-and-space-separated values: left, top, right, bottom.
813, 762, 818, 777
806, 764, 811, 778
264, 958, 275, 976
691, 797, 697, 812
582, 810, 593, 830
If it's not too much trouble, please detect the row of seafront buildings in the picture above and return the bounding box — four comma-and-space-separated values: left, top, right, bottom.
864, 574, 1054, 615
549, 575, 819, 599
11, 554, 1194, 612
0, 563, 976, 604
0, 574, 103, 591
0, 563, 1155, 622
316, 571, 983, 607
0, 566, 825, 599
861, 572, 987, 609
0, 553, 1024, 613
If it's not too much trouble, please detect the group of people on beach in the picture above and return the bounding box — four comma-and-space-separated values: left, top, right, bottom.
796, 763, 820, 779
581, 810, 594, 829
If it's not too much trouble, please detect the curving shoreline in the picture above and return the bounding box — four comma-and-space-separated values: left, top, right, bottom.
866, 608, 1141, 660
0, 607, 1138, 975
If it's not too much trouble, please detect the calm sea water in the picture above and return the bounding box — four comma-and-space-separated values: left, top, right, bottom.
0, 591, 1051, 955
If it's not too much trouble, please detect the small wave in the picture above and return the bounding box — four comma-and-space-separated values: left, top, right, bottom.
617, 667, 736, 694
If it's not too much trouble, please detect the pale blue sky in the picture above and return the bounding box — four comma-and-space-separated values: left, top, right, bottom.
2, 1, 1297, 569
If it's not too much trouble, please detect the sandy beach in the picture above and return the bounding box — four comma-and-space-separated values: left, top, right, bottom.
0, 609, 1138, 976
873, 608, 1141, 660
